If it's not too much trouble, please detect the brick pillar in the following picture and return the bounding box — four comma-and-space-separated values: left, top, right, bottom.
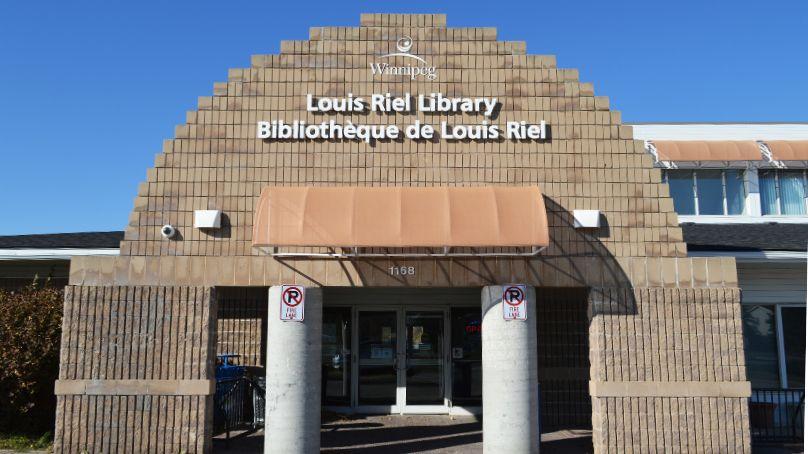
53, 286, 217, 453
588, 287, 752, 453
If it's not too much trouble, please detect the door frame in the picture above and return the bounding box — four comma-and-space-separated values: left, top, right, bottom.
352, 305, 451, 414
322, 302, 483, 416
352, 305, 402, 414
400, 307, 451, 414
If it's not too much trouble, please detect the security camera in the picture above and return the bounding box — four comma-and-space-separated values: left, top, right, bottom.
160, 225, 177, 239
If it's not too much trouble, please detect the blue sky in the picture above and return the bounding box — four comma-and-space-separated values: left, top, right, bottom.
0, 0, 806, 235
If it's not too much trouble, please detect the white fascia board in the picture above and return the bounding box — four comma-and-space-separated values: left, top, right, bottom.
678, 215, 808, 225
630, 124, 808, 141
653, 161, 806, 169
688, 250, 807, 262
0, 248, 120, 260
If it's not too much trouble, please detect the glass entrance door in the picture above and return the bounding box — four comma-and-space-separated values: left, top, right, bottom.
403, 310, 447, 412
322, 307, 352, 407
354, 308, 449, 414
356, 310, 399, 412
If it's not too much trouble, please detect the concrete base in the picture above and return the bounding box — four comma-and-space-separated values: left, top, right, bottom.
481, 285, 539, 454
265, 286, 323, 454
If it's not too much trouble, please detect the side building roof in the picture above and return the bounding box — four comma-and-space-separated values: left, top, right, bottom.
682, 223, 808, 252
0, 231, 124, 249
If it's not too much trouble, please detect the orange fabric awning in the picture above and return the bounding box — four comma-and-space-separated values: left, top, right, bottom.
653, 141, 762, 161
765, 141, 808, 161
252, 186, 550, 248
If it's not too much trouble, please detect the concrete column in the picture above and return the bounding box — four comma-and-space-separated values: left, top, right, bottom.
265, 286, 322, 454
481, 285, 539, 454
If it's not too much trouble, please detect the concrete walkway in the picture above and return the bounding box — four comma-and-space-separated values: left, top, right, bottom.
321, 415, 482, 453
213, 415, 595, 453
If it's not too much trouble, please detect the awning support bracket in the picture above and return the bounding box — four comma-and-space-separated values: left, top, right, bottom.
261, 246, 546, 259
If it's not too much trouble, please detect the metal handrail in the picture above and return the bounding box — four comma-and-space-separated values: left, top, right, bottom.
792, 392, 805, 441
214, 375, 266, 444
749, 388, 805, 443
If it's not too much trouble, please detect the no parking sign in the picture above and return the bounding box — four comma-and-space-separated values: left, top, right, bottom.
502, 284, 527, 321
280, 285, 305, 322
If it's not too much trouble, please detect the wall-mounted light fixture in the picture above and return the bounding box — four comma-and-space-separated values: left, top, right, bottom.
194, 210, 222, 229
573, 210, 601, 229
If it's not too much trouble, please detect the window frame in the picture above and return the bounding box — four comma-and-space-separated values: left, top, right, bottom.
664, 169, 747, 216
760, 169, 808, 216
775, 304, 805, 388
744, 302, 806, 389
664, 169, 697, 215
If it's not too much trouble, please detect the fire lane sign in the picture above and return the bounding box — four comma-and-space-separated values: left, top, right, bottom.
280, 285, 305, 322
502, 284, 527, 321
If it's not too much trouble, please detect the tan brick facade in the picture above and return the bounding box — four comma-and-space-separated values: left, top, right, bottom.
57, 13, 751, 453
589, 288, 750, 452
54, 286, 216, 453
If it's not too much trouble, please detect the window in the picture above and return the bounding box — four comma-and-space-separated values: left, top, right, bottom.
322, 307, 352, 406
742, 304, 806, 389
666, 171, 696, 215
696, 170, 724, 214
760, 170, 807, 215
725, 169, 746, 214
451, 307, 482, 405
781, 307, 806, 388
742, 305, 780, 388
663, 169, 746, 216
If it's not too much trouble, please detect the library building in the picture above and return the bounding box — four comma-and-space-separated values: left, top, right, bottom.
43, 12, 808, 454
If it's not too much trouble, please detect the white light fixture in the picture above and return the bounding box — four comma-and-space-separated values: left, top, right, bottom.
194, 210, 222, 229
573, 210, 601, 229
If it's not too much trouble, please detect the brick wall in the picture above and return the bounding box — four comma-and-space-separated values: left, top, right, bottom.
53, 286, 216, 453
117, 12, 684, 261
589, 287, 750, 453
537, 288, 591, 429
216, 287, 267, 367
592, 396, 749, 452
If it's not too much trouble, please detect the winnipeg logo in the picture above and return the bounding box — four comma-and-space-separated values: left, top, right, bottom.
370, 36, 438, 80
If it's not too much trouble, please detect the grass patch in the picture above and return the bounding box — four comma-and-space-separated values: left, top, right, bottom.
0, 432, 52, 451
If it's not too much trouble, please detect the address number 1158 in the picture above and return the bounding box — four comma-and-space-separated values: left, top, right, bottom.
389, 266, 415, 276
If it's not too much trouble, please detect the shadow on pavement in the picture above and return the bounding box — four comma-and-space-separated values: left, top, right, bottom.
541, 435, 594, 454
213, 416, 594, 453
322, 421, 481, 449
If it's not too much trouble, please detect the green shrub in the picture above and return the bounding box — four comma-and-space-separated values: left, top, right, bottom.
0, 432, 52, 450
0, 285, 63, 434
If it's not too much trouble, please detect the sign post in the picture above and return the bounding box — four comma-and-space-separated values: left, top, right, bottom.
502, 284, 527, 321
280, 285, 305, 322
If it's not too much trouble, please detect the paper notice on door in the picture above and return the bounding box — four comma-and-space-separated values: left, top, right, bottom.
371, 345, 393, 359
382, 326, 393, 343
412, 326, 424, 348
